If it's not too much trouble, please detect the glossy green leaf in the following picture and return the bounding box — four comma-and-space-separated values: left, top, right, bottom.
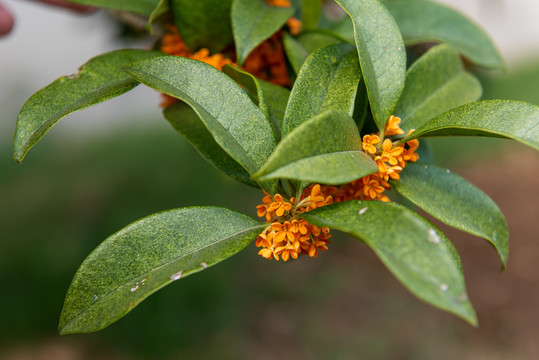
171, 0, 233, 53
336, 0, 406, 130
222, 65, 290, 139
65, 0, 159, 14
122, 56, 277, 182
13, 49, 162, 163
146, 0, 169, 33
254, 110, 377, 184
163, 102, 258, 188
403, 100, 539, 151
303, 200, 477, 326
382, 0, 504, 69
232, 0, 294, 65
59, 207, 265, 334
301, 0, 322, 30
396, 44, 482, 131
282, 43, 361, 136
392, 162, 508, 268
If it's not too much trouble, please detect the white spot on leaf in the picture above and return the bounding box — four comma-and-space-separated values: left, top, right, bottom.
427, 228, 440, 244
170, 271, 183, 281
201, 262, 208, 270
358, 207, 368, 215
439, 283, 449, 292
130, 285, 139, 292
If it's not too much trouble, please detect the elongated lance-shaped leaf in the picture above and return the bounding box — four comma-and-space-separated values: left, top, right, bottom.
222, 65, 290, 140
146, 0, 169, 33
396, 44, 482, 131
402, 100, 539, 151
382, 0, 504, 69
255, 110, 378, 184
303, 201, 477, 326
232, 0, 294, 65
13, 49, 162, 163
122, 56, 278, 193
392, 162, 508, 268
59, 207, 266, 334
163, 102, 258, 188
64, 0, 159, 14
171, 0, 233, 53
282, 43, 361, 136
335, 0, 406, 130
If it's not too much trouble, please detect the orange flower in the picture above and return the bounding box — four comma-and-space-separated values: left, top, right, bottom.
362, 134, 380, 155
385, 115, 405, 136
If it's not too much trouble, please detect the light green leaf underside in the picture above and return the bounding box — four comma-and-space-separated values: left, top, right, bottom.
59, 207, 265, 334
282, 43, 361, 136
122, 56, 276, 174
396, 44, 482, 131
65, 0, 159, 14
336, 0, 406, 130
222, 65, 290, 140
13, 49, 162, 163
404, 100, 539, 151
392, 162, 508, 268
303, 200, 477, 326
171, 0, 233, 53
163, 102, 258, 188
232, 0, 294, 65
382, 0, 503, 69
255, 110, 377, 184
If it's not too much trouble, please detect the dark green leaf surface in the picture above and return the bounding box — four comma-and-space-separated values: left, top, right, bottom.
65, 0, 159, 14
392, 162, 508, 268
223, 65, 290, 140
232, 0, 294, 65
59, 207, 265, 334
298, 30, 347, 54
163, 102, 258, 188
301, 0, 322, 30
122, 56, 277, 178
255, 110, 377, 184
171, 0, 233, 53
396, 45, 482, 131
282, 44, 361, 136
403, 100, 539, 151
13, 49, 162, 162
303, 201, 477, 325
383, 0, 503, 69
336, 0, 406, 130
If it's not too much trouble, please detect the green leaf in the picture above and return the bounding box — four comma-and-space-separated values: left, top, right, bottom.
163, 102, 258, 188
283, 32, 311, 74
301, 0, 322, 30
303, 200, 477, 326
382, 0, 504, 69
232, 0, 294, 65
146, 0, 169, 33
222, 65, 290, 140
171, 0, 233, 53
65, 0, 159, 14
254, 110, 377, 184
298, 30, 348, 53
403, 100, 539, 151
122, 56, 277, 184
392, 162, 508, 268
336, 0, 406, 130
282, 43, 362, 136
13, 49, 162, 163
59, 207, 265, 334
396, 44, 482, 131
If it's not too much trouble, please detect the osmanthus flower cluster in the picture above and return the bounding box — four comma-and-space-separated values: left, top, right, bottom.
12, 0, 539, 335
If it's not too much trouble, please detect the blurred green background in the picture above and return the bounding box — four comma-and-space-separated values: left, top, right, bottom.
1, 3, 539, 359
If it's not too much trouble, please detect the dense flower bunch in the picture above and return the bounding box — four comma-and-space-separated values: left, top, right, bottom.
255, 184, 333, 261
334, 116, 420, 202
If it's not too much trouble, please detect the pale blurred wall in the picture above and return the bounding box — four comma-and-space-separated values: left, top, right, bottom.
0, 0, 538, 143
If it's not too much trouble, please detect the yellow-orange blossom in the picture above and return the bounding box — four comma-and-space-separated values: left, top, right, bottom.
255, 115, 420, 260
